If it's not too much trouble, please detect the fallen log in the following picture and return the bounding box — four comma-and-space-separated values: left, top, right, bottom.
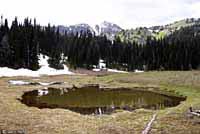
189, 112, 200, 117
189, 107, 200, 117
142, 114, 157, 134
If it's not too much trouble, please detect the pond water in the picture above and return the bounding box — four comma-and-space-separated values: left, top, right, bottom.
21, 86, 186, 115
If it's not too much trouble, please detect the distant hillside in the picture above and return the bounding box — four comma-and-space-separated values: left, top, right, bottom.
55, 18, 200, 44
117, 18, 200, 44
167, 24, 200, 41
117, 27, 152, 45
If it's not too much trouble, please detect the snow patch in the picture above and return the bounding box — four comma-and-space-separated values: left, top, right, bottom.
92, 68, 101, 72
92, 59, 128, 73
99, 63, 106, 69
107, 69, 128, 73
92, 59, 106, 71
8, 80, 63, 86
8, 80, 30, 85
134, 69, 144, 73
0, 54, 74, 77
97, 59, 106, 69
0, 68, 39, 77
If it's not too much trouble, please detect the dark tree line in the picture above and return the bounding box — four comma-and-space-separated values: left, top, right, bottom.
0, 17, 200, 71
103, 26, 200, 71
0, 17, 39, 70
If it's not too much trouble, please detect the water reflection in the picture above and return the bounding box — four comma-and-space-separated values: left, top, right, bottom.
38, 89, 49, 96
21, 86, 186, 115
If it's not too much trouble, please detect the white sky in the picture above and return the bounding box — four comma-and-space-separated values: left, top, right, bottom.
0, 0, 200, 29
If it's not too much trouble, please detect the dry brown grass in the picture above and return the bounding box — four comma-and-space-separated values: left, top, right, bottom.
112, 71, 200, 87
0, 71, 200, 134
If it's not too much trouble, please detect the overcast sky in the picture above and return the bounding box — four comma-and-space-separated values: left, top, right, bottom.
0, 0, 200, 29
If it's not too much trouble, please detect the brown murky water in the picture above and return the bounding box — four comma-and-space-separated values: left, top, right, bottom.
21, 86, 186, 115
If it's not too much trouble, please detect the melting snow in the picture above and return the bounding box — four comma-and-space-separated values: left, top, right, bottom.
8, 80, 63, 86
107, 69, 128, 73
135, 69, 144, 73
0, 54, 74, 77
92, 59, 128, 73
93, 69, 101, 72
8, 80, 30, 85
92, 68, 128, 73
